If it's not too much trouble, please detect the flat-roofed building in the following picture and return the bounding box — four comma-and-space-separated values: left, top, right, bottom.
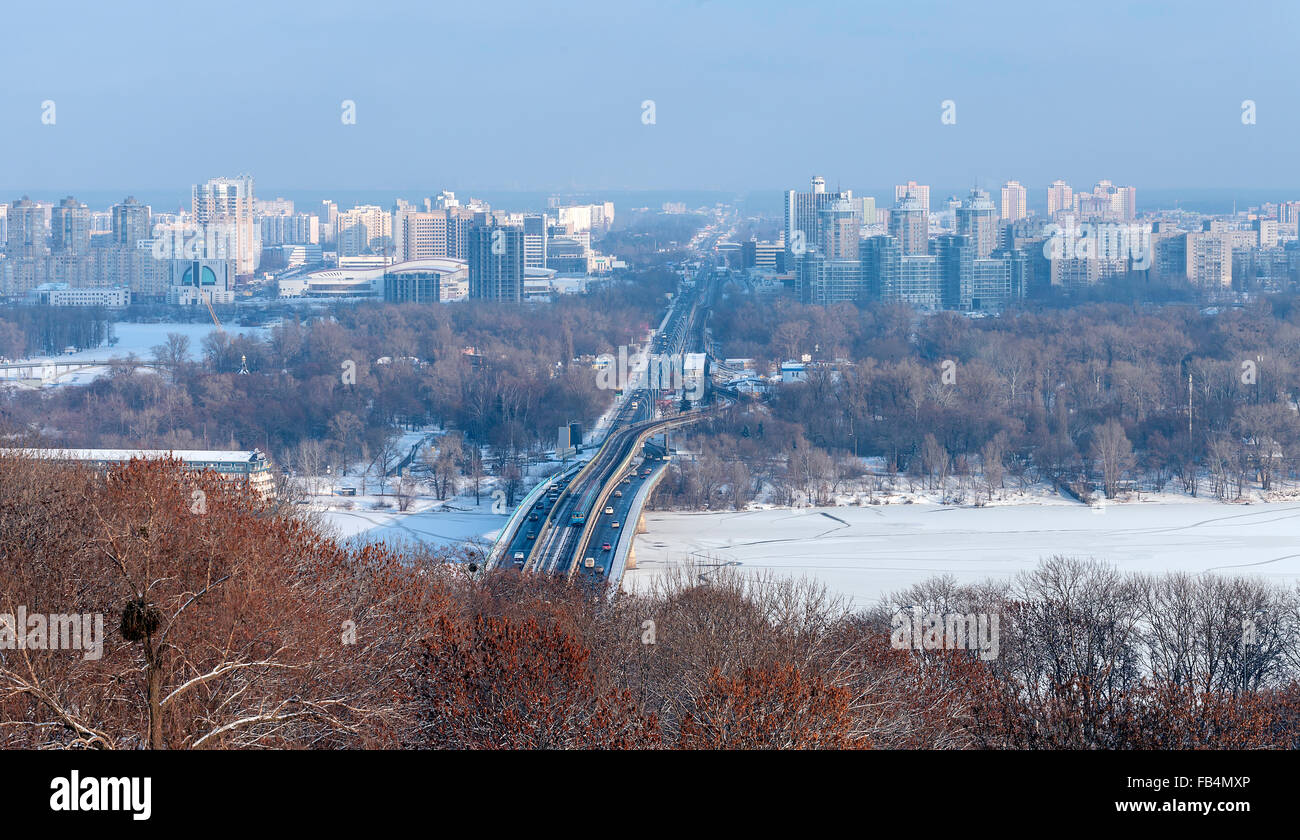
25, 283, 131, 307
2, 448, 275, 498
1186, 230, 1233, 288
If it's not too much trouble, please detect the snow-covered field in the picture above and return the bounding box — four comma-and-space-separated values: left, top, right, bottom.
307, 431, 579, 553
626, 501, 1300, 608
321, 498, 508, 550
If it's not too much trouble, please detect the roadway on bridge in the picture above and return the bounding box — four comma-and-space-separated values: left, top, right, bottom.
491, 248, 726, 589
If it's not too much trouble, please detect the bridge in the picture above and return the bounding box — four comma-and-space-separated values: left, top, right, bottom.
488, 257, 725, 592
0, 358, 164, 388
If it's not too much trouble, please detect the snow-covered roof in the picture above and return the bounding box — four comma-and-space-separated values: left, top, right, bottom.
0, 448, 266, 465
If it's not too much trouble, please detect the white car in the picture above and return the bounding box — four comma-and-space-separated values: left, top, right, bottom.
604, 506, 615, 515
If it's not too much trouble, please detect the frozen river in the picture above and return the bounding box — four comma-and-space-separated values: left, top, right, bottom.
626, 502, 1300, 608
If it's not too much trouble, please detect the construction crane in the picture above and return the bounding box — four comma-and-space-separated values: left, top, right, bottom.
203, 291, 223, 333
196, 277, 242, 372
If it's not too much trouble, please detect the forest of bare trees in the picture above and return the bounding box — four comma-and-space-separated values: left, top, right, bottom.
0, 269, 676, 481
2, 454, 1297, 749
654, 294, 1300, 508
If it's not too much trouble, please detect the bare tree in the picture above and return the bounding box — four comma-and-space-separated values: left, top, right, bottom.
1090, 419, 1134, 499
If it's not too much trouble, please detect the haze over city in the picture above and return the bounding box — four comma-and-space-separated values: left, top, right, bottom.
3, 0, 1299, 193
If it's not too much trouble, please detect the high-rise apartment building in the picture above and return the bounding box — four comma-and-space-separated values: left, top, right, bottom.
1000, 181, 1027, 221
855, 197, 877, 227
1185, 230, 1233, 288
261, 213, 319, 247
1115, 186, 1137, 221
889, 190, 929, 255
956, 188, 998, 258
784, 175, 852, 256
796, 198, 863, 304
522, 213, 549, 269
192, 176, 258, 274
51, 197, 91, 255
1076, 180, 1137, 221
397, 210, 450, 261
818, 198, 859, 260
318, 201, 339, 246
894, 181, 930, 214
1253, 218, 1279, 249
553, 202, 615, 236
336, 205, 392, 257
111, 196, 152, 246
467, 221, 524, 302
1047, 180, 1073, 216
6, 196, 48, 259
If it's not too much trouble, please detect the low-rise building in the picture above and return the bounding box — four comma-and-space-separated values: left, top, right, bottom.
25, 283, 130, 307
1, 448, 275, 498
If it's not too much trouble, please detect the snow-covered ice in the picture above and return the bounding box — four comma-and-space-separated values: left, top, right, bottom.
3, 322, 271, 388
626, 501, 1300, 608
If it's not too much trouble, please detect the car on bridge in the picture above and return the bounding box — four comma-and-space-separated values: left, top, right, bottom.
512, 551, 525, 566
611, 521, 620, 529
604, 506, 614, 515
601, 542, 612, 551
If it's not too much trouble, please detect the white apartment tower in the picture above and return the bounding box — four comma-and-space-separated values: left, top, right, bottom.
192, 175, 258, 275
1047, 180, 1073, 216
1000, 181, 1027, 221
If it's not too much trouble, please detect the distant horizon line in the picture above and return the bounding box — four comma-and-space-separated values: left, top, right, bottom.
2, 185, 1298, 215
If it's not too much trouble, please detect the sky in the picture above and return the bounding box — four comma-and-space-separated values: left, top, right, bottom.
2, 0, 1299, 202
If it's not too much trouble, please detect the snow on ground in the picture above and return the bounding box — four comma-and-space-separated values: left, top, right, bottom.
319, 495, 508, 550
106, 321, 269, 359
2, 321, 271, 389
626, 501, 1300, 609
54, 321, 268, 363
304, 430, 579, 553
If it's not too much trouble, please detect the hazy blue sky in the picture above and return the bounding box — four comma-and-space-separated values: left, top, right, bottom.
3, 0, 1298, 198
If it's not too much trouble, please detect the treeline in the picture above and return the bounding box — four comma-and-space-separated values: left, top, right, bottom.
3, 454, 1296, 749
0, 306, 113, 358
0, 270, 677, 470
708, 295, 1300, 500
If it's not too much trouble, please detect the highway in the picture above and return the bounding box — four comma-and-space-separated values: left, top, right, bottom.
572, 441, 669, 584
490, 248, 725, 588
